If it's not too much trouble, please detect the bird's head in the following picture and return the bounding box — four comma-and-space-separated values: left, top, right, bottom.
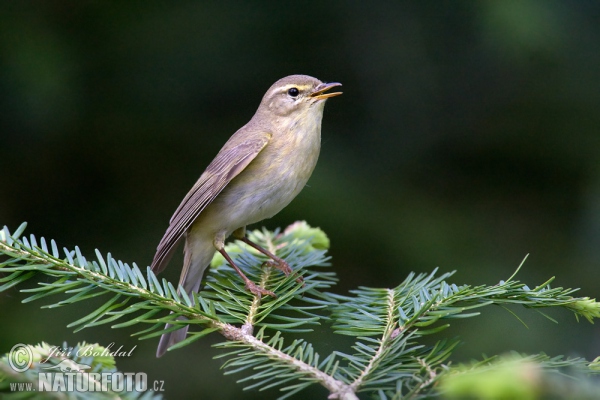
258, 75, 342, 118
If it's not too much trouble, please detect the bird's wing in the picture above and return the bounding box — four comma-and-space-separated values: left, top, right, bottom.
151, 130, 272, 273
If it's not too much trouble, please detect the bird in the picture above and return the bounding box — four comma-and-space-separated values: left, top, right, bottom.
151, 74, 342, 357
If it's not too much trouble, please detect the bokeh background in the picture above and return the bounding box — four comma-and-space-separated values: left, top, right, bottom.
2, 1, 599, 398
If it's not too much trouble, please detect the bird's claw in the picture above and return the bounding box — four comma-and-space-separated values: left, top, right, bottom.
245, 281, 276, 298
262, 259, 304, 284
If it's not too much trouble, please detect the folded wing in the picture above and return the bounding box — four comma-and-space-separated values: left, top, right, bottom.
151, 130, 272, 273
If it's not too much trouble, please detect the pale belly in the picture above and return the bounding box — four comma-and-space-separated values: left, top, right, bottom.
194, 132, 321, 237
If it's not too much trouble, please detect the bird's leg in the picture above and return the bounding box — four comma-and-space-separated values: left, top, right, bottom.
233, 227, 303, 284
214, 233, 275, 298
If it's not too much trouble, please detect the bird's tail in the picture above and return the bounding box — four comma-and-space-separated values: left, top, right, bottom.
156, 233, 215, 357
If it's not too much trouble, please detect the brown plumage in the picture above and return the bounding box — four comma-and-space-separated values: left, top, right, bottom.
151, 75, 341, 357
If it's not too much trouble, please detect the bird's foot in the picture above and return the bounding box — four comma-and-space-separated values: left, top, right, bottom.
262, 258, 304, 285
244, 280, 276, 298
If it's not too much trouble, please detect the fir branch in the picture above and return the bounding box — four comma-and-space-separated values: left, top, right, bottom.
348, 288, 397, 392
0, 222, 345, 397
215, 328, 357, 400
1, 222, 599, 399
327, 266, 600, 397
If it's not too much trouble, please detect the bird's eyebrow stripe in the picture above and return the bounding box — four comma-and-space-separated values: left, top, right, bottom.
279, 84, 313, 92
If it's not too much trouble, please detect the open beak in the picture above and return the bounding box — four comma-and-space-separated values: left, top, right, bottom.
310, 82, 343, 100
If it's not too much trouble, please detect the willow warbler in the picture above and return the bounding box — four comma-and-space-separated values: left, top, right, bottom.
151, 75, 341, 356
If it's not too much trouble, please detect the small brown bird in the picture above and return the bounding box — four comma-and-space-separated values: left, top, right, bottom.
151, 74, 341, 357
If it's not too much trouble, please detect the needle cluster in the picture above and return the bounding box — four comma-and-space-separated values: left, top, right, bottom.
1, 222, 599, 399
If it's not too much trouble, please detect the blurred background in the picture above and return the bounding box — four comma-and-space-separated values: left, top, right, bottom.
1, 1, 599, 398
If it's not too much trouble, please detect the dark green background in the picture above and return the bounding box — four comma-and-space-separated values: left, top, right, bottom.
2, 1, 599, 399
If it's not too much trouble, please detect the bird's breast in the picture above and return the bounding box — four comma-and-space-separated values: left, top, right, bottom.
212, 118, 322, 231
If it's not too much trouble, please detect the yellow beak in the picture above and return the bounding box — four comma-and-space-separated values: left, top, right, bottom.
310, 82, 343, 100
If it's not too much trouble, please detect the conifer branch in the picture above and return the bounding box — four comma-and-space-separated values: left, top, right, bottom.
1, 222, 599, 399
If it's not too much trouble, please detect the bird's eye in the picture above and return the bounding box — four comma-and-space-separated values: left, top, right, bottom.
287, 87, 299, 97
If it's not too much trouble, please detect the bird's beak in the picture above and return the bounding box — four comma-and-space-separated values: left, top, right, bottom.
310, 82, 343, 100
